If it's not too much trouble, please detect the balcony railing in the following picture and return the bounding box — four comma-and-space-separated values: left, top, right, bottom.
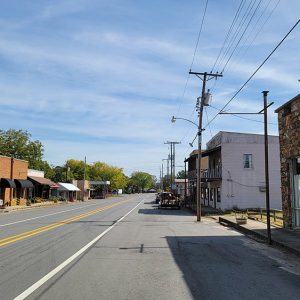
188, 167, 222, 180
202, 168, 222, 180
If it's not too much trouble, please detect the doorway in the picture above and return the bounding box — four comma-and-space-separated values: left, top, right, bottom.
291, 157, 300, 227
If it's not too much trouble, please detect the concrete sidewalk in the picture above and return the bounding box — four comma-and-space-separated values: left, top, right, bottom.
0, 200, 72, 213
219, 215, 300, 257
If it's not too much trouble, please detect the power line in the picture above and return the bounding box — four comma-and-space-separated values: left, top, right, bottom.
216, 0, 257, 72
204, 106, 213, 137
209, 0, 280, 94
211, 0, 246, 73
176, 0, 209, 114
228, 0, 281, 73
190, 0, 209, 70
208, 104, 277, 125
205, 17, 300, 129
221, 0, 263, 73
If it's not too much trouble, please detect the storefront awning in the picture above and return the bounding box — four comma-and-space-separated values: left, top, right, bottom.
57, 183, 81, 191
28, 176, 59, 189
14, 179, 34, 189
0, 178, 16, 188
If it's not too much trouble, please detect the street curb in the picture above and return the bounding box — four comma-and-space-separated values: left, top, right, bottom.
0, 201, 74, 214
219, 217, 300, 258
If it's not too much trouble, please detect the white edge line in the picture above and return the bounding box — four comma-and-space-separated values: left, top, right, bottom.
0, 203, 99, 227
14, 199, 143, 300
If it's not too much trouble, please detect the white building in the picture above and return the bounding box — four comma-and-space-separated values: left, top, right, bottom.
196, 131, 282, 211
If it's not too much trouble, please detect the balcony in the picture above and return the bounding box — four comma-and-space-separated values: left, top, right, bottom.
202, 167, 222, 181
188, 167, 222, 182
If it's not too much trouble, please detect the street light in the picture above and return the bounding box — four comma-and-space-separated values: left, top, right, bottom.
172, 114, 203, 221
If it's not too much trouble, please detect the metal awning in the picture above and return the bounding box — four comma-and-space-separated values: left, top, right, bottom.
57, 183, 81, 191
14, 179, 34, 189
0, 178, 16, 188
28, 176, 59, 189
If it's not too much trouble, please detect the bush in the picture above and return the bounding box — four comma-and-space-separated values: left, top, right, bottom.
49, 196, 60, 203
32, 197, 42, 203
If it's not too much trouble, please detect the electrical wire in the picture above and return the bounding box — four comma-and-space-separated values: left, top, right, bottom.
205, 106, 213, 137
228, 0, 281, 73
216, 0, 257, 72
211, 0, 246, 73
209, 0, 280, 94
204, 17, 300, 129
176, 0, 209, 114
221, 0, 263, 73
208, 104, 277, 125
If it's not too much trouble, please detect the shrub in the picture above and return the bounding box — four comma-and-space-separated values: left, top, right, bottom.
49, 196, 60, 203
32, 197, 42, 203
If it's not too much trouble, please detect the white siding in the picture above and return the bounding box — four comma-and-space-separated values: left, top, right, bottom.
208, 132, 282, 210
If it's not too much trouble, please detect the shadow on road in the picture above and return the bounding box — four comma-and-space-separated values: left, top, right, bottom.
138, 207, 194, 216
165, 235, 300, 300
144, 201, 156, 204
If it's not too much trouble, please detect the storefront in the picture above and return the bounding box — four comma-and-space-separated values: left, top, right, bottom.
275, 94, 300, 228
56, 183, 80, 201
28, 176, 59, 199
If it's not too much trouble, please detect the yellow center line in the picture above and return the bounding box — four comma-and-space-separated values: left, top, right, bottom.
0, 200, 128, 247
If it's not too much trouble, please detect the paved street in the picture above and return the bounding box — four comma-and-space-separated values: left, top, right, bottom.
1, 194, 300, 300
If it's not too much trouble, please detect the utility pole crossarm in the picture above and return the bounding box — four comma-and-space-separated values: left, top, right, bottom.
189, 70, 223, 78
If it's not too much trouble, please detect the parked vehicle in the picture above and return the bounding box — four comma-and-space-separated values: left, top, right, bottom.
159, 192, 180, 209
155, 193, 161, 204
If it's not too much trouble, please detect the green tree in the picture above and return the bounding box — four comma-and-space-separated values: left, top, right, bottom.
0, 129, 44, 167
0, 129, 54, 177
176, 170, 187, 179
65, 159, 87, 180
51, 166, 66, 182
89, 162, 127, 189
130, 171, 156, 192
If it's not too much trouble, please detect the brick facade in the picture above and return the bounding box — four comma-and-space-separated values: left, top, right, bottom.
0, 156, 29, 206
276, 94, 300, 228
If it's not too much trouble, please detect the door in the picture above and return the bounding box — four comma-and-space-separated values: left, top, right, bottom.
292, 157, 300, 227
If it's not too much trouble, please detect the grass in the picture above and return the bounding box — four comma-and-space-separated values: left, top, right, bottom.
225, 210, 283, 228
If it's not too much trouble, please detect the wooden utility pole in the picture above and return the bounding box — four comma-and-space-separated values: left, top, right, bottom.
189, 70, 223, 221
184, 158, 187, 207
220, 91, 274, 244
262, 91, 272, 245
164, 141, 181, 191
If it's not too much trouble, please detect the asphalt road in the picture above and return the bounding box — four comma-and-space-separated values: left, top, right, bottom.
1, 193, 300, 300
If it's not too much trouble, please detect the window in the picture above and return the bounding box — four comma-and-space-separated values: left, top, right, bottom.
217, 187, 221, 202
243, 154, 253, 169
210, 189, 214, 202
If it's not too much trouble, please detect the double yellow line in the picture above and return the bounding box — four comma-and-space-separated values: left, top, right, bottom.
0, 200, 128, 247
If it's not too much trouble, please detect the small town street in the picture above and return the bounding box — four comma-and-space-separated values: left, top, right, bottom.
1, 194, 300, 300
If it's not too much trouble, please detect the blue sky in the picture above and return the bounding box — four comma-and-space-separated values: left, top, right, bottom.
0, 0, 299, 177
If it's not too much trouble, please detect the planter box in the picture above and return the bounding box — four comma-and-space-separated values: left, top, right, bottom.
236, 218, 247, 225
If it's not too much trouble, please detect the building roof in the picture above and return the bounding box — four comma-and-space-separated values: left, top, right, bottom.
201, 146, 221, 157
57, 183, 81, 191
175, 179, 188, 183
274, 94, 300, 113
90, 180, 110, 185
28, 176, 59, 188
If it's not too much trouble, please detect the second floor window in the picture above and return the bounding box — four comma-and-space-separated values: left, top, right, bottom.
243, 154, 253, 169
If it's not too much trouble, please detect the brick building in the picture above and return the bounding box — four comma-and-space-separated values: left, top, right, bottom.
0, 156, 33, 206
275, 94, 300, 228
